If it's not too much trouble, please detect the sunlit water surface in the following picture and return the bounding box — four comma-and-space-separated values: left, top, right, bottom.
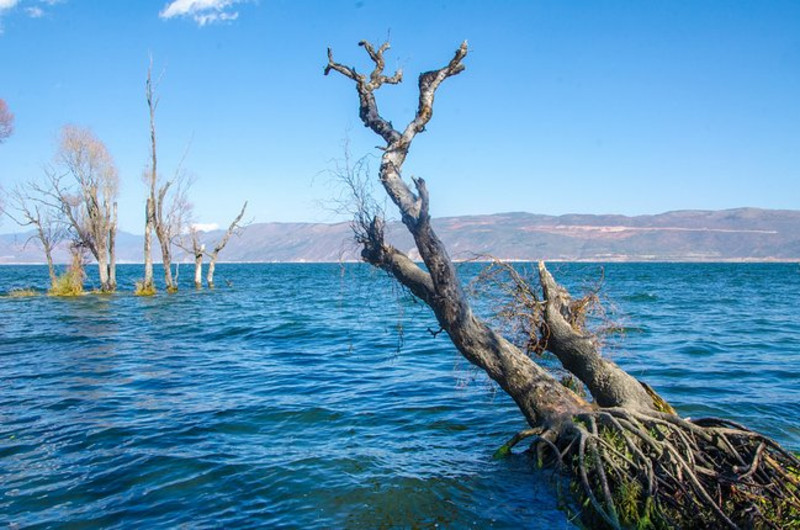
1, 263, 798, 527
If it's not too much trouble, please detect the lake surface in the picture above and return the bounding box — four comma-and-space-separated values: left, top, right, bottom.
2, 263, 799, 528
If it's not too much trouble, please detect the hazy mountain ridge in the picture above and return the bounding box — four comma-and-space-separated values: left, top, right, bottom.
2, 208, 799, 264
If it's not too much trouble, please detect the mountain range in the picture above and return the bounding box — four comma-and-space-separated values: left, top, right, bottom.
2, 208, 799, 264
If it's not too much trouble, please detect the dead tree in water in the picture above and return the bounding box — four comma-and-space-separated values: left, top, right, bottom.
189, 226, 205, 289
48, 126, 118, 293
205, 201, 247, 288
143, 61, 191, 293
3, 180, 67, 288
326, 41, 799, 529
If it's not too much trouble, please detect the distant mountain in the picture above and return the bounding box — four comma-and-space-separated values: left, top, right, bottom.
2, 208, 799, 264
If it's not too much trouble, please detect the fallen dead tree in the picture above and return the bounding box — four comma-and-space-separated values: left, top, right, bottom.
325, 40, 800, 528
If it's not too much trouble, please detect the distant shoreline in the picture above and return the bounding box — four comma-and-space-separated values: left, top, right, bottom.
2, 258, 799, 266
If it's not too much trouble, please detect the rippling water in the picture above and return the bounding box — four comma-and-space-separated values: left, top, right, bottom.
1, 263, 799, 528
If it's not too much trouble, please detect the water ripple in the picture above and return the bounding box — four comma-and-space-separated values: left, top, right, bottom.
1, 262, 798, 527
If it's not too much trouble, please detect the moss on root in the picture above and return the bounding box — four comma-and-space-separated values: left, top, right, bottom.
500, 410, 800, 529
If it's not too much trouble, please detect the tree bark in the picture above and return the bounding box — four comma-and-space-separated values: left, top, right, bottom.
97, 245, 109, 292
537, 263, 663, 410
190, 227, 204, 289
108, 201, 117, 291
206, 260, 216, 289
143, 197, 155, 291
194, 254, 203, 289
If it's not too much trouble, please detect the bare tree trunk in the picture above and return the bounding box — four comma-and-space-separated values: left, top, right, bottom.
143, 60, 158, 294
44, 240, 57, 288
97, 246, 110, 292
190, 227, 204, 289
206, 202, 247, 289
326, 42, 587, 427
36, 218, 58, 289
108, 201, 117, 291
194, 253, 203, 288
146, 61, 185, 294
158, 232, 175, 291
143, 198, 154, 291
206, 260, 216, 289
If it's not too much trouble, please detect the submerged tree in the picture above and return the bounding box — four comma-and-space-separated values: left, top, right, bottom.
48, 125, 119, 293
143, 61, 192, 294
205, 201, 247, 288
2, 180, 67, 288
326, 41, 799, 528
188, 225, 205, 289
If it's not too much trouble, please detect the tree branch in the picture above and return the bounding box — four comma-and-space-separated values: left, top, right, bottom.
325, 42, 402, 145
538, 261, 664, 411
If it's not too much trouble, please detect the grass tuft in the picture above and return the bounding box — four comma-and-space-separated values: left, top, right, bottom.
134, 281, 156, 296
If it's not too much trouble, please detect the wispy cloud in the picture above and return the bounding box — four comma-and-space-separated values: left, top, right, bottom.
1, 0, 63, 33
160, 0, 246, 26
192, 222, 220, 232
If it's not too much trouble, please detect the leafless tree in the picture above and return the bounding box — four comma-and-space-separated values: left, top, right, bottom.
206, 201, 247, 288
144, 60, 192, 293
326, 40, 799, 528
0, 98, 13, 143
46, 125, 119, 292
2, 180, 67, 287
188, 225, 205, 289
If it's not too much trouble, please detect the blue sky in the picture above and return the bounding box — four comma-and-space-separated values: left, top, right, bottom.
1, 1, 798, 235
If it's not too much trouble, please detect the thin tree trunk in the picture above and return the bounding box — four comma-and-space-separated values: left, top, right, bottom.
206, 201, 247, 289
159, 234, 174, 291
206, 260, 216, 289
143, 198, 154, 290
97, 246, 109, 292
43, 240, 57, 289
194, 252, 203, 289
108, 201, 117, 291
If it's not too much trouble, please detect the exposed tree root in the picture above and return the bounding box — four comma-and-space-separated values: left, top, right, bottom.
500, 410, 800, 529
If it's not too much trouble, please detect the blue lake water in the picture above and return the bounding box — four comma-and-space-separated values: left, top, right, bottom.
1, 262, 799, 528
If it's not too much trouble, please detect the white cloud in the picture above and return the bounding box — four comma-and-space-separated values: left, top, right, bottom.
160, 0, 245, 26
0, 0, 18, 34
1, 0, 62, 33
192, 223, 220, 232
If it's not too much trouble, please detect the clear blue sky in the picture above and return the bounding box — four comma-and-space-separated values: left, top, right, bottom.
1, 1, 798, 235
